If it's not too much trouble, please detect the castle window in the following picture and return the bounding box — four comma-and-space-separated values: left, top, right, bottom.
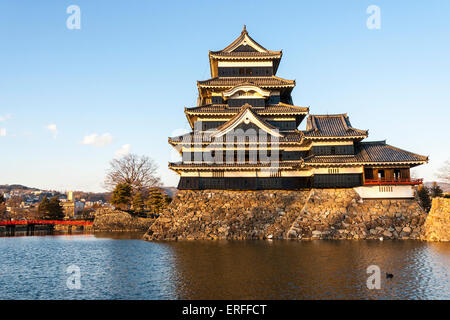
211, 96, 223, 104
267, 96, 280, 105
312, 145, 354, 156
213, 171, 224, 178
379, 186, 393, 192
330, 146, 336, 155
228, 98, 265, 108
218, 67, 273, 77
270, 170, 281, 178
267, 121, 296, 130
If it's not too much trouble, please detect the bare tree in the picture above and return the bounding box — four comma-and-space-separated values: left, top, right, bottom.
0, 193, 6, 219
437, 159, 450, 183
104, 154, 161, 191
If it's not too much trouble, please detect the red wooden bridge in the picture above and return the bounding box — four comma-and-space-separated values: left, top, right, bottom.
0, 220, 93, 226
0, 220, 93, 236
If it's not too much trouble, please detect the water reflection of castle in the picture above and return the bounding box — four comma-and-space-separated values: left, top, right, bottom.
168, 26, 427, 198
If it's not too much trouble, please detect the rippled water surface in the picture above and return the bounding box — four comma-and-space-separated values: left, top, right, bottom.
0, 234, 448, 299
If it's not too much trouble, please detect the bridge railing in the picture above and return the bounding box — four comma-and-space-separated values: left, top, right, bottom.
0, 220, 93, 226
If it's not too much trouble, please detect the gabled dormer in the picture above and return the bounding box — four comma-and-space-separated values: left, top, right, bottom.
209, 26, 282, 78
221, 83, 270, 108
219, 25, 270, 53
211, 104, 284, 139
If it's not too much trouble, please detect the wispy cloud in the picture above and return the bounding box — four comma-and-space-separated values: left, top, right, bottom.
0, 114, 12, 122
0, 128, 6, 137
46, 124, 58, 139
115, 144, 131, 158
81, 133, 114, 147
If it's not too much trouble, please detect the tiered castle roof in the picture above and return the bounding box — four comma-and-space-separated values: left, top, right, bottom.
169, 26, 428, 177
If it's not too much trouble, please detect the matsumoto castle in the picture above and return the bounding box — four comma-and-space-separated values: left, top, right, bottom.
168, 26, 428, 198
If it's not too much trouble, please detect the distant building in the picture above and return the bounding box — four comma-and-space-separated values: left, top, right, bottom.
61, 191, 84, 219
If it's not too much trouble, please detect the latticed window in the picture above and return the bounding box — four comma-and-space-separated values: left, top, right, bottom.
270, 170, 281, 178
212, 171, 224, 178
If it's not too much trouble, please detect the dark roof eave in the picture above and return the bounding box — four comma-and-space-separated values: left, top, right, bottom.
303, 135, 368, 140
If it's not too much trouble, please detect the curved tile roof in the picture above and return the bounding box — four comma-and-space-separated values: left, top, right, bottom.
209, 51, 282, 59
357, 141, 428, 163
304, 114, 368, 138
169, 161, 304, 169
197, 76, 295, 88
169, 130, 303, 145
305, 141, 428, 165
185, 103, 308, 115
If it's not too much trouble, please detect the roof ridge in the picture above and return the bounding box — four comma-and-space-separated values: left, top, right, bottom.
309, 113, 348, 118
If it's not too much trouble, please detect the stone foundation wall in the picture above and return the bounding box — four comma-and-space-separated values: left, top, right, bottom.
144, 190, 310, 240
144, 188, 428, 241
93, 208, 154, 232
421, 198, 450, 241
288, 189, 425, 240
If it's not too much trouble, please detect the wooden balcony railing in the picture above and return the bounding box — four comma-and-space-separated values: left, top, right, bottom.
363, 178, 423, 185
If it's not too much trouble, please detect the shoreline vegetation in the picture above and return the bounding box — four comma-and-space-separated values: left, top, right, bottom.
1, 193, 447, 242
1, 154, 448, 240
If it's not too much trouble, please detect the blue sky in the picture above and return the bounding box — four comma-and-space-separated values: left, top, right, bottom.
0, 0, 449, 192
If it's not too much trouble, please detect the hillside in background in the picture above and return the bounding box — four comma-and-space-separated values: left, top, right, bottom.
0, 184, 177, 199
424, 182, 450, 193
0, 184, 40, 192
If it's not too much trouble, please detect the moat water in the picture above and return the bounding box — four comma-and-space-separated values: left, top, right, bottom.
0, 233, 448, 299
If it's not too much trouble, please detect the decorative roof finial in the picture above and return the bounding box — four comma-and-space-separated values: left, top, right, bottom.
242, 24, 247, 34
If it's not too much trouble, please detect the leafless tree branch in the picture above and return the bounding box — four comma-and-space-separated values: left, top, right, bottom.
104, 154, 161, 191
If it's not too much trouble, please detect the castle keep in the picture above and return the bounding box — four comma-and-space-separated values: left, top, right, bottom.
168, 26, 427, 198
